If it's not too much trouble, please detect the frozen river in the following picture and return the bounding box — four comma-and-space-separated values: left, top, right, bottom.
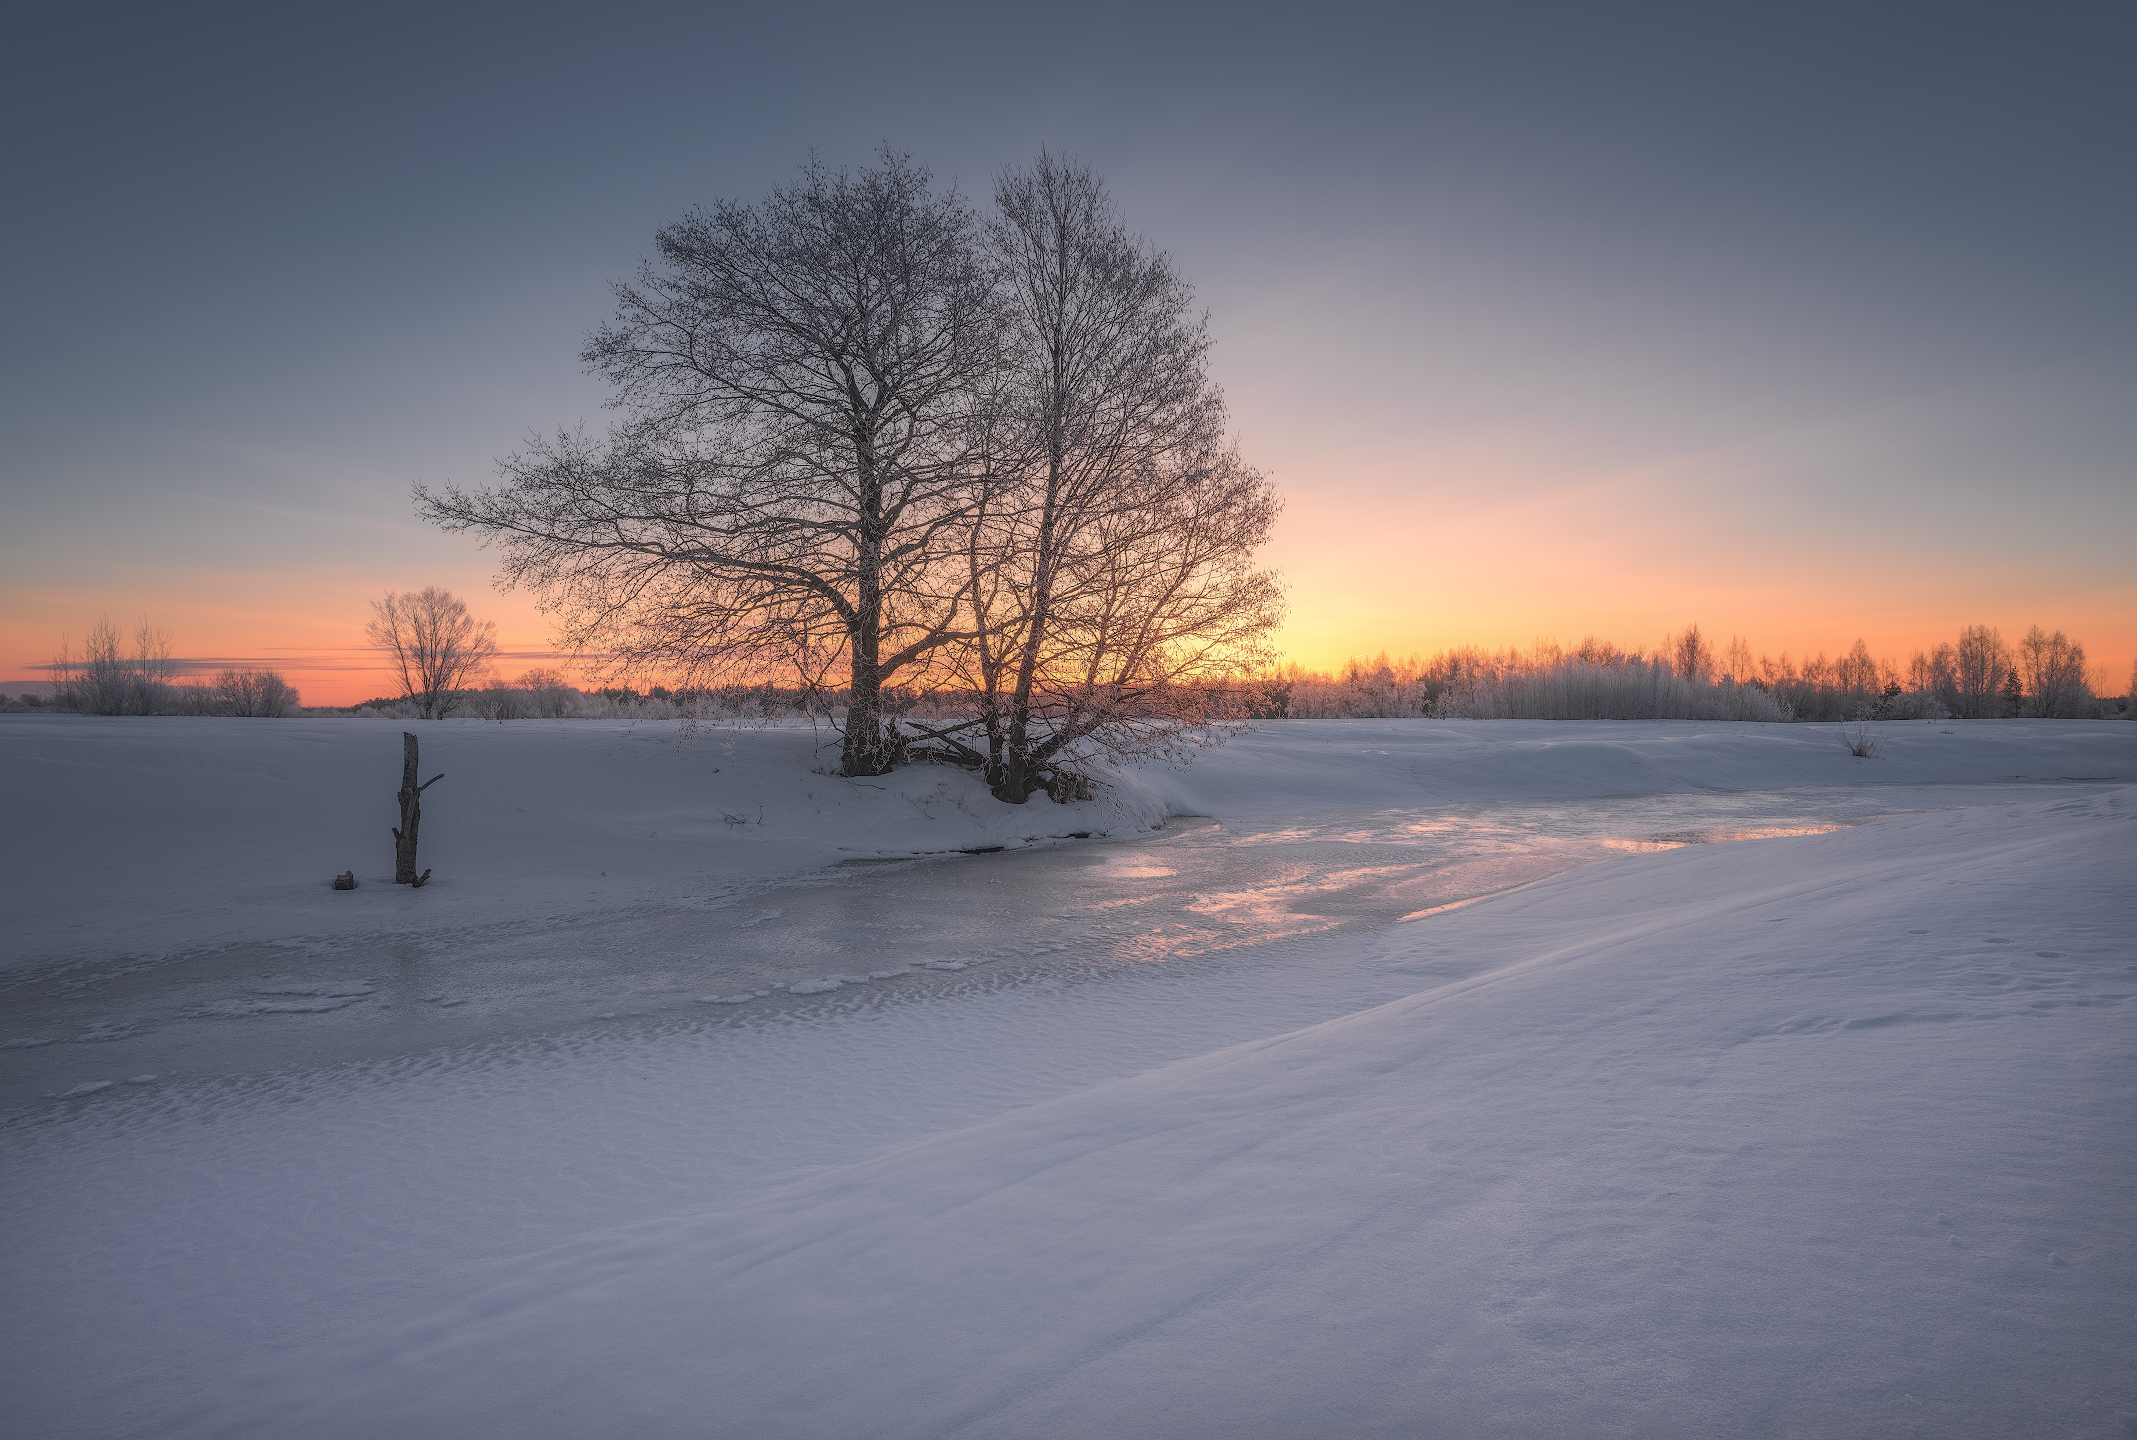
2, 777, 2115, 1115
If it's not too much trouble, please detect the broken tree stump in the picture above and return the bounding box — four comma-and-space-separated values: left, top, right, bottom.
392, 731, 444, 886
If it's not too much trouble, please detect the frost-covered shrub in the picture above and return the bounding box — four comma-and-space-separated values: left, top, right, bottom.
150, 672, 300, 717
340, 679, 818, 723
1263, 623, 2101, 726
214, 669, 300, 717
1438, 661, 1792, 722
1873, 687, 1948, 721
473, 682, 533, 720
516, 669, 578, 719
50, 617, 176, 715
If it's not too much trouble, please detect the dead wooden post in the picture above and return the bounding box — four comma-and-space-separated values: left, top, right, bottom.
392, 731, 444, 886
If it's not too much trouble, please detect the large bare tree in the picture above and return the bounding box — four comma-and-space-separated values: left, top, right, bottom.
919, 153, 1281, 801
366, 587, 497, 718
420, 151, 997, 776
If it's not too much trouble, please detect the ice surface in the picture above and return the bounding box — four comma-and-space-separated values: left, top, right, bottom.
1, 718, 2132, 1438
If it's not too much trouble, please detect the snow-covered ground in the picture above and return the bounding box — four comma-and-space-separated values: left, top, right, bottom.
0, 715, 1168, 971
4, 713, 2126, 969
2, 717, 2133, 1438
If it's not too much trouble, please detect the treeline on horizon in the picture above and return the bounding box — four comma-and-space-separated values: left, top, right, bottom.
1264, 623, 2124, 723
22, 617, 2131, 726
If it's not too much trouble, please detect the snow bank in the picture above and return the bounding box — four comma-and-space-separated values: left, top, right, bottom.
128, 789, 2134, 1439
0, 716, 1167, 968
1147, 715, 2137, 820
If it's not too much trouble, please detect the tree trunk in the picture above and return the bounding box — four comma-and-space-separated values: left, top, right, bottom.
841, 647, 903, 777
991, 420, 1067, 805
841, 453, 900, 778
392, 732, 442, 885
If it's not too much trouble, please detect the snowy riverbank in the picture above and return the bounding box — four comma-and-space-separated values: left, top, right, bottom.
3, 715, 2129, 970
0, 715, 1167, 969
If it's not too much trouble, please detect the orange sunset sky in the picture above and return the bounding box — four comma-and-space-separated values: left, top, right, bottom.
5, 9, 2132, 707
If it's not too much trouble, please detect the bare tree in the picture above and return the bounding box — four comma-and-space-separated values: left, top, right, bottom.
51, 616, 176, 714
366, 587, 497, 719
1913, 643, 1958, 705
1835, 639, 1882, 697
1949, 624, 2013, 718
1722, 634, 1754, 686
422, 151, 998, 776
1668, 624, 1711, 682
918, 153, 1280, 802
2016, 625, 2089, 717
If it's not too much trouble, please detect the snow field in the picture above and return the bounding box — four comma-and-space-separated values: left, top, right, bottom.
0, 799, 2126, 1435
2, 718, 2133, 1437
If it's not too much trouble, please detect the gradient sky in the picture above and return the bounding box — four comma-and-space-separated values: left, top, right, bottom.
5, 2, 2132, 704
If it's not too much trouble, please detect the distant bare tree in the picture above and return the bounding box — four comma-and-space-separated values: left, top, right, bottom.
2017, 625, 2089, 716
1722, 635, 1754, 685
213, 668, 300, 717
1574, 636, 1630, 668
1835, 638, 1881, 696
366, 587, 497, 719
51, 615, 176, 714
1669, 623, 1711, 682
1948, 624, 2013, 718
1912, 643, 1957, 706
420, 151, 998, 776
